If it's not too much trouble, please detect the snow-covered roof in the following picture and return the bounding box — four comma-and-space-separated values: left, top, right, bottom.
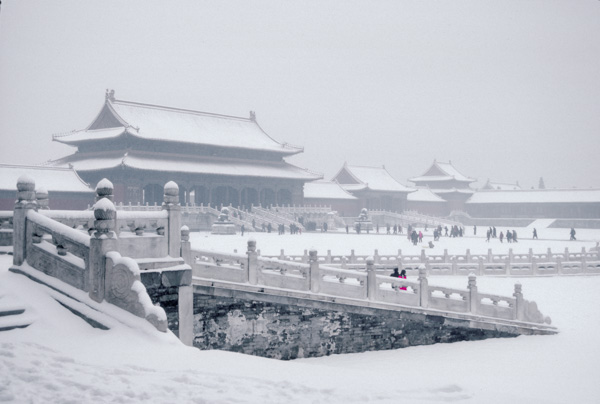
51, 152, 322, 181
429, 188, 474, 195
480, 180, 522, 191
467, 189, 600, 204
53, 96, 303, 156
409, 160, 476, 184
303, 181, 357, 200
0, 164, 93, 193
333, 164, 413, 193
407, 188, 446, 203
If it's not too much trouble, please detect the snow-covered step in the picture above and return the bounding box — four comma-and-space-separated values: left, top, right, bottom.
0, 305, 34, 332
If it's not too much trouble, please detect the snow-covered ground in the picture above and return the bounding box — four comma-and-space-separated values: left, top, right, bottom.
1, 225, 600, 403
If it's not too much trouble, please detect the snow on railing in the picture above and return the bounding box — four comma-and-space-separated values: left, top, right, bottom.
10, 176, 174, 332
184, 240, 554, 327
260, 246, 600, 277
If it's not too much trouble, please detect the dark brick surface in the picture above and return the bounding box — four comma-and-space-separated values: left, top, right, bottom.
192, 292, 518, 360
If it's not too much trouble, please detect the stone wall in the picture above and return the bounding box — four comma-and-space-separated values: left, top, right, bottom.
192, 286, 519, 360
141, 269, 192, 339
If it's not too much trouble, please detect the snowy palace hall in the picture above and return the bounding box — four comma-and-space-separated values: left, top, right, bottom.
49, 91, 322, 207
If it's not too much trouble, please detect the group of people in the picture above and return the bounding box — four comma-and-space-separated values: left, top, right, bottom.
485, 226, 518, 243
381, 224, 403, 234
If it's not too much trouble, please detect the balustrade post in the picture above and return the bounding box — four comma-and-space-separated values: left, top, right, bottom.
508, 249, 514, 263
309, 249, 320, 293
513, 283, 524, 321
162, 181, 181, 258
302, 249, 308, 263
247, 239, 258, 285
487, 248, 493, 263
418, 264, 428, 308
581, 250, 587, 273
468, 273, 478, 313
279, 249, 285, 260
531, 256, 538, 274
341, 256, 347, 269
420, 249, 426, 263
326, 249, 332, 264
13, 175, 37, 266
528, 248, 533, 263
89, 187, 118, 303
366, 257, 376, 301
443, 249, 448, 263
564, 247, 569, 261
547, 248, 552, 261
478, 257, 484, 276
36, 188, 49, 210
374, 249, 380, 264
180, 226, 192, 266
350, 249, 356, 264
556, 256, 563, 274
451, 256, 457, 275
465, 249, 471, 263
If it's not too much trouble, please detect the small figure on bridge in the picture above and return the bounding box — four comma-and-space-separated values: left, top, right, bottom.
499, 231, 504, 243
570, 228, 576, 241
473, 225, 477, 235
241, 225, 245, 236
533, 228, 538, 239
512, 230, 518, 242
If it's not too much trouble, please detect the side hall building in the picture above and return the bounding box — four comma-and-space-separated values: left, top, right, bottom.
331, 163, 414, 215
409, 160, 475, 214
48, 91, 322, 207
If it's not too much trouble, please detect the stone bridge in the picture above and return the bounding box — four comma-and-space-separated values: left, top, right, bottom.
5, 177, 557, 360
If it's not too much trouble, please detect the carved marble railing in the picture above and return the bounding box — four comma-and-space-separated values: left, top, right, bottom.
0, 210, 13, 247
185, 240, 554, 327
262, 246, 600, 276
7, 176, 194, 332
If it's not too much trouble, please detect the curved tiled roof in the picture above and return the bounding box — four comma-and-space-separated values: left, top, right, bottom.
0, 164, 92, 193
334, 164, 413, 193
54, 98, 303, 156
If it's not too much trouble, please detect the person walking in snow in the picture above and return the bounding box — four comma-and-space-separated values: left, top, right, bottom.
499, 231, 504, 243
533, 228, 538, 239
473, 225, 477, 236
512, 230, 518, 242
418, 231, 423, 243
486, 229, 491, 242
570, 228, 576, 241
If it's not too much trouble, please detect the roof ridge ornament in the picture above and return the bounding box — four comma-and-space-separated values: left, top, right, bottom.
105, 89, 115, 102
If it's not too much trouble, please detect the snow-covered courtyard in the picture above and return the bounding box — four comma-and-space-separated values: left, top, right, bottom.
1, 225, 600, 403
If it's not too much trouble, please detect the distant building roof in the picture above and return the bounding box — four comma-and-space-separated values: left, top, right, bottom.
407, 188, 446, 203
467, 189, 600, 204
0, 164, 93, 193
50, 151, 321, 181
53, 94, 303, 156
480, 179, 522, 191
304, 181, 357, 200
409, 160, 476, 184
333, 164, 413, 193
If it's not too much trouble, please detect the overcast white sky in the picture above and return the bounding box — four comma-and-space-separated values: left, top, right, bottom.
1, 0, 599, 189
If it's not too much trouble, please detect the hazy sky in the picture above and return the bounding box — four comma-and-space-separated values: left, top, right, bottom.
1, 0, 599, 189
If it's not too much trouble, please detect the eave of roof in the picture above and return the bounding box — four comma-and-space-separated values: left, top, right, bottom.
0, 164, 93, 193
50, 152, 322, 181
